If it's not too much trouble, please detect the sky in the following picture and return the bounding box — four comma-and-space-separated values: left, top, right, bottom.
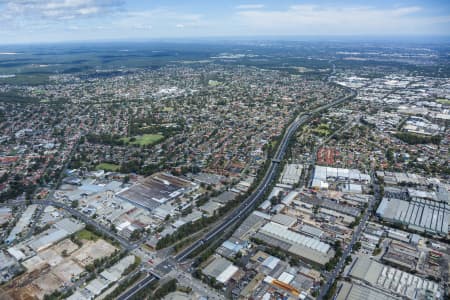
0, 0, 449, 44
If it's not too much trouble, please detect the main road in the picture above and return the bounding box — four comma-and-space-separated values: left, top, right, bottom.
316, 170, 379, 300
176, 88, 356, 262
117, 89, 356, 300
1, 199, 135, 250
117, 273, 159, 300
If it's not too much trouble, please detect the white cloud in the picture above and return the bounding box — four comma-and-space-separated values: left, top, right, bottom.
114, 9, 205, 31
235, 5, 450, 35
131, 24, 153, 30
390, 6, 422, 16
0, 0, 123, 22
0, 2, 448, 43
78, 7, 100, 15
236, 4, 265, 10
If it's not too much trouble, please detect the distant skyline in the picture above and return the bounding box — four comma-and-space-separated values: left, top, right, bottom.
1, 0, 449, 44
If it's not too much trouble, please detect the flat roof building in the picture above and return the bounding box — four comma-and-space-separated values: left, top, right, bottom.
280, 164, 303, 186
203, 256, 239, 284
254, 222, 334, 266
271, 213, 297, 227
117, 173, 197, 210
376, 197, 449, 236
336, 281, 401, 300
6, 205, 37, 243
312, 166, 371, 190
349, 256, 441, 299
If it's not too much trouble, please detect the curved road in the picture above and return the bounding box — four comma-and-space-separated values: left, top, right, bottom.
117, 89, 356, 300
176, 89, 356, 262
1, 89, 356, 300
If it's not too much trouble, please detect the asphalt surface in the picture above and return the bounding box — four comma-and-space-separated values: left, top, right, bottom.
174, 115, 302, 262
175, 270, 223, 300
117, 274, 159, 300
175, 90, 356, 263
1, 89, 357, 300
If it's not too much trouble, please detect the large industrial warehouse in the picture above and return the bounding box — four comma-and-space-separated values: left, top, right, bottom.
376, 197, 449, 236
254, 221, 334, 267
311, 165, 371, 190
348, 256, 441, 299
116, 172, 198, 210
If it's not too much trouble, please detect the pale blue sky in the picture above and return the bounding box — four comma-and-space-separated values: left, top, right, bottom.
0, 0, 449, 44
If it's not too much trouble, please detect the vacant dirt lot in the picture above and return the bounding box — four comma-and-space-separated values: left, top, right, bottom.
1, 237, 116, 299
72, 239, 117, 267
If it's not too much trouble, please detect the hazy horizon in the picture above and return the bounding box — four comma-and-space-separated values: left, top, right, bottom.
1, 0, 449, 45
1, 34, 449, 47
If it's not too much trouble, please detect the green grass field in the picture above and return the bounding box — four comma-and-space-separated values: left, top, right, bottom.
76, 229, 99, 241
208, 80, 221, 86
436, 98, 450, 105
95, 163, 120, 172
121, 134, 164, 146
312, 123, 331, 137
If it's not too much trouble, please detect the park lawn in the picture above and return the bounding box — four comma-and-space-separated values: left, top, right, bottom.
162, 106, 174, 112
95, 163, 120, 172
121, 134, 164, 146
295, 66, 313, 73
76, 229, 99, 241
313, 128, 331, 136
436, 98, 450, 105
312, 123, 331, 136
208, 80, 221, 86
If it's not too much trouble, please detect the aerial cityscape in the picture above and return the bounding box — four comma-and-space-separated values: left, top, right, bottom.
0, 1, 449, 300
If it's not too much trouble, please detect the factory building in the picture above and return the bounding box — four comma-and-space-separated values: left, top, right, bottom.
376, 197, 449, 236
348, 256, 441, 299
254, 222, 334, 267
202, 256, 239, 284
280, 164, 303, 186
311, 165, 370, 191
117, 172, 198, 210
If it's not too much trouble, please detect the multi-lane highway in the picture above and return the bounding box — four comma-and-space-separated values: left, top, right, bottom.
176, 89, 356, 262
117, 273, 159, 300
0, 89, 355, 300
117, 90, 356, 300
174, 114, 304, 262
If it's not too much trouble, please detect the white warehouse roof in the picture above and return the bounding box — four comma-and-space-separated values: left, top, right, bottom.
217, 264, 239, 283
260, 222, 330, 254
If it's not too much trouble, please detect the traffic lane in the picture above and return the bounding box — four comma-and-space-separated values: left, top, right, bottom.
117, 275, 157, 300
178, 95, 355, 261
318, 194, 376, 298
